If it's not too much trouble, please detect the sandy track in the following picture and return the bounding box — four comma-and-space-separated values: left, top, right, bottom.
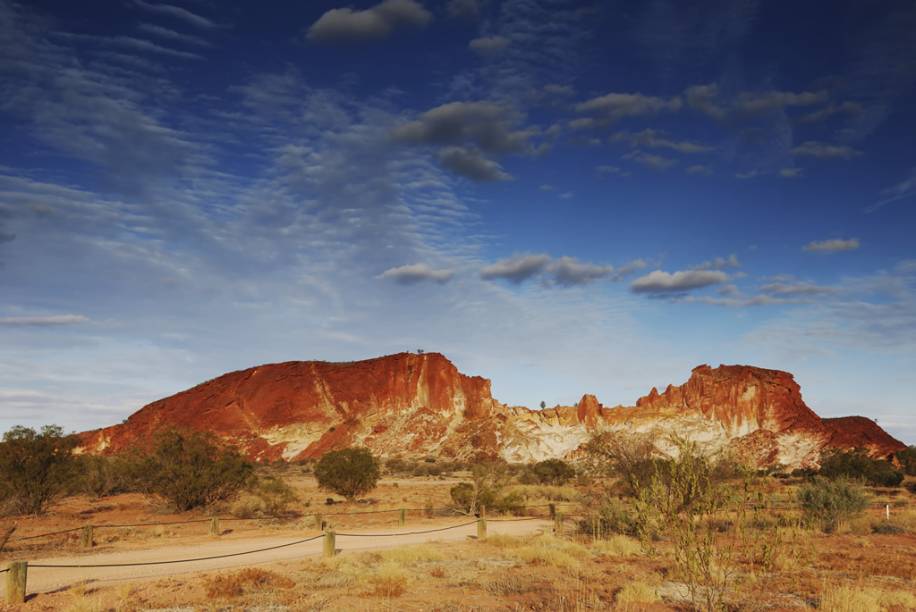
4, 519, 551, 595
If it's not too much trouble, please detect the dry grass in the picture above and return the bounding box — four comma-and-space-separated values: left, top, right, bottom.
366, 562, 409, 598
615, 580, 661, 610
377, 542, 446, 564
204, 567, 295, 598
591, 534, 642, 557
511, 534, 589, 571
820, 583, 916, 612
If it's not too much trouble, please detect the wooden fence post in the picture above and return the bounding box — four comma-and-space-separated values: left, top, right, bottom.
548, 503, 556, 519
479, 505, 486, 519
399, 508, 406, 527
886, 504, 890, 521
5, 561, 27, 604
323, 529, 336, 558
477, 518, 487, 540
209, 517, 220, 536
80, 525, 93, 549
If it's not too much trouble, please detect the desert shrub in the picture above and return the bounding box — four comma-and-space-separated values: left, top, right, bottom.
526, 459, 576, 486
819, 449, 904, 487
252, 475, 298, 516
78, 454, 145, 499
451, 459, 523, 514
584, 431, 662, 497
906, 481, 916, 495
140, 430, 255, 511
870, 520, 905, 534
797, 477, 869, 533
895, 446, 916, 476
315, 447, 380, 501
0, 425, 79, 515
632, 437, 750, 612
578, 496, 638, 537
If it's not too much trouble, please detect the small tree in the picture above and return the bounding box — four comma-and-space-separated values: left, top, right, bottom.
818, 449, 903, 487
530, 459, 576, 486
0, 425, 78, 515
584, 431, 659, 497
315, 447, 380, 501
141, 430, 255, 511
797, 477, 869, 533
895, 446, 916, 476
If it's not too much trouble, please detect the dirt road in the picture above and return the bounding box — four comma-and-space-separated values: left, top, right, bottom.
4, 519, 551, 596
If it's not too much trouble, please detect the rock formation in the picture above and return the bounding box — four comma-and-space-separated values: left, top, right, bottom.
77, 352, 905, 468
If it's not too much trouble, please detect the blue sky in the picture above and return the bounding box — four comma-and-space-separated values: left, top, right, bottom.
1, 0, 914, 443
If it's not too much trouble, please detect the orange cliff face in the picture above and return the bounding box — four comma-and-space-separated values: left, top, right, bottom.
77, 353, 906, 468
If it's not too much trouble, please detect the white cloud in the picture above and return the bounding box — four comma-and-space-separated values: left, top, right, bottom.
694, 254, 740, 270
469, 35, 509, 56
0, 314, 89, 326
631, 269, 728, 294
547, 257, 613, 287
611, 129, 713, 154
792, 141, 861, 160
392, 101, 531, 154
803, 238, 860, 253
379, 263, 454, 284
437, 147, 510, 181
307, 0, 432, 43
575, 92, 682, 125
735, 90, 828, 113
480, 254, 551, 283
623, 150, 677, 171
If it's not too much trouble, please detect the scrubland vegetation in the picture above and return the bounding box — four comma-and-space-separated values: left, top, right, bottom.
1, 425, 915, 610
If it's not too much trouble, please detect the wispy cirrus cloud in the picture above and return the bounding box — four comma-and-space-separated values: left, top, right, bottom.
131, 0, 219, 29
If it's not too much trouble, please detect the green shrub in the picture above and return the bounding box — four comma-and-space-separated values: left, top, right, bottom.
583, 432, 663, 497
578, 497, 638, 537
141, 430, 255, 511
797, 477, 869, 533
895, 446, 916, 476
79, 454, 145, 499
528, 459, 576, 486
315, 447, 380, 501
0, 425, 79, 515
818, 450, 904, 487
252, 475, 298, 516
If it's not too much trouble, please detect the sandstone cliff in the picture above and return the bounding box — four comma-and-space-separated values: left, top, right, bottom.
78, 352, 905, 468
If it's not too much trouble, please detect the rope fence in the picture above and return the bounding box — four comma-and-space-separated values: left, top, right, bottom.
28, 534, 327, 569
1, 513, 555, 602
3, 501, 575, 544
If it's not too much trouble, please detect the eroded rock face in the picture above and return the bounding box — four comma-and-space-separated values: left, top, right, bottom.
77, 353, 906, 468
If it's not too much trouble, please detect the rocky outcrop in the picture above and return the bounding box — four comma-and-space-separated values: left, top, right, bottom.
77, 353, 906, 468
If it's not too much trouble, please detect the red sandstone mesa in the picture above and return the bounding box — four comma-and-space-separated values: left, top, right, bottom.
78, 352, 905, 468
